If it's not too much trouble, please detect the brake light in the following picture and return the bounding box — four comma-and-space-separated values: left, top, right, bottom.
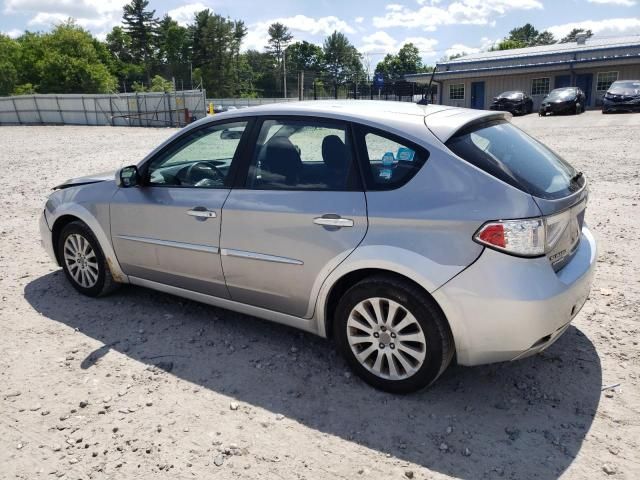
474, 218, 545, 257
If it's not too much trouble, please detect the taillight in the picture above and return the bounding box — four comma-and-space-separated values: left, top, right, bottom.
474, 218, 545, 257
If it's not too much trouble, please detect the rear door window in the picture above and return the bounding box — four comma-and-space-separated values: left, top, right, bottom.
446, 119, 581, 199
245, 119, 360, 191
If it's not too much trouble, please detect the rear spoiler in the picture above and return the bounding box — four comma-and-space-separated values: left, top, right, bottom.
424, 109, 511, 143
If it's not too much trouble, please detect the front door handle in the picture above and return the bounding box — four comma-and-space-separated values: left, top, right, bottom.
187, 207, 216, 219
313, 215, 354, 228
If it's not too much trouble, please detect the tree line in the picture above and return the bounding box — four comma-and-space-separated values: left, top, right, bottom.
0, 0, 596, 97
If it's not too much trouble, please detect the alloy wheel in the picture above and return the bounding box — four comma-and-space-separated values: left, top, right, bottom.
63, 233, 99, 288
347, 297, 427, 380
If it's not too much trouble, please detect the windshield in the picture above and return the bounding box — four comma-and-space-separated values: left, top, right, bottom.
446, 120, 580, 199
498, 91, 522, 99
546, 88, 576, 101
609, 81, 640, 95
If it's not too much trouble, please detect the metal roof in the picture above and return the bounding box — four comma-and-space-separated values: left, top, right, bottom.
440, 35, 640, 65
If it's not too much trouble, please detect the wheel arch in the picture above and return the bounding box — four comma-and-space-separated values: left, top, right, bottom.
321, 267, 455, 354
48, 205, 128, 284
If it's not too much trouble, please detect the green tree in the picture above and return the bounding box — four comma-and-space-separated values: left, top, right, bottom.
149, 74, 173, 92
34, 22, 117, 93
0, 34, 20, 95
323, 31, 363, 85
266, 22, 293, 64
375, 43, 425, 79
157, 15, 191, 82
189, 9, 247, 96
508, 23, 539, 46
122, 0, 159, 82
560, 28, 593, 43
286, 41, 324, 72
495, 39, 526, 51
535, 31, 557, 45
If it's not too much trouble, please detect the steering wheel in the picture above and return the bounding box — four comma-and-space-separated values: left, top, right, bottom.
183, 161, 225, 186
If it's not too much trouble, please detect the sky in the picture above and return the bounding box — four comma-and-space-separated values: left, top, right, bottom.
2, 0, 639, 65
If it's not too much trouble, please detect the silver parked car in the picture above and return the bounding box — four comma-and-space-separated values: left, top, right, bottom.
39, 101, 597, 392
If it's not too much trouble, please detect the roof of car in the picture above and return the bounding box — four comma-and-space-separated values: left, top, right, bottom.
183, 100, 509, 149
212, 100, 453, 118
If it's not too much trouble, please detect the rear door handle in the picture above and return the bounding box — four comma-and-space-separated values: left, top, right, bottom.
187, 207, 216, 219
313, 215, 354, 228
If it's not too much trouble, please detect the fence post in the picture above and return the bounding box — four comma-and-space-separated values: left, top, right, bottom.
34, 95, 43, 124
109, 97, 114, 126
143, 94, 149, 127
334, 82, 338, 100
81, 96, 89, 125
54, 95, 63, 124
313, 80, 317, 100
298, 71, 304, 100
135, 93, 142, 127
10, 96, 22, 124
166, 92, 173, 127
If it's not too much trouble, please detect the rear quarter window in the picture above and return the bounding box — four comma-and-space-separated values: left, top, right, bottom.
355, 126, 429, 190
446, 119, 581, 199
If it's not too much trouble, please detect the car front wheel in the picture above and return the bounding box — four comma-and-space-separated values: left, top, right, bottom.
334, 275, 454, 393
58, 221, 118, 297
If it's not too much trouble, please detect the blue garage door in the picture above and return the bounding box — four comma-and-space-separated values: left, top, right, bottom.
555, 75, 571, 88
471, 81, 485, 109
576, 74, 593, 106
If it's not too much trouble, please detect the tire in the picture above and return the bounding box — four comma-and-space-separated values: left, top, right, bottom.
575, 103, 581, 115
57, 221, 119, 297
333, 275, 454, 393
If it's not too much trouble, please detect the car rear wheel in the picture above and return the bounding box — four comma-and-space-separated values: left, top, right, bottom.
58, 221, 118, 297
333, 275, 454, 393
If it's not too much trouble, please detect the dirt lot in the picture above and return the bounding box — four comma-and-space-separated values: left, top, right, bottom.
1, 110, 639, 480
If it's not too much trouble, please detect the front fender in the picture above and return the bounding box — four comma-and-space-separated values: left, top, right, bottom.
44, 186, 128, 284
312, 244, 477, 338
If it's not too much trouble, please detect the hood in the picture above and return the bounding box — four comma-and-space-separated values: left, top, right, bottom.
53, 171, 115, 190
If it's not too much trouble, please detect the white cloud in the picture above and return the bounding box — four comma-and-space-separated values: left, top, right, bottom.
444, 37, 496, 58
3, 28, 24, 38
373, 0, 543, 31
243, 15, 355, 51
546, 17, 640, 39
587, 0, 636, 6
167, 3, 209, 27
354, 16, 364, 24
359, 31, 439, 60
5, 0, 127, 33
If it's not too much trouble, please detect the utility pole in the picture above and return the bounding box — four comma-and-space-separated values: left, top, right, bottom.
283, 48, 287, 99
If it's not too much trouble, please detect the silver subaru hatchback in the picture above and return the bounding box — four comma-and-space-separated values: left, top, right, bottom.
39, 101, 597, 392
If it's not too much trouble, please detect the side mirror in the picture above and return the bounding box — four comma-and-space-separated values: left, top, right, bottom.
220, 128, 244, 140
116, 165, 140, 188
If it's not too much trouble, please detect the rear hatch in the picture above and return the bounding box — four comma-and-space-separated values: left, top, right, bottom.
429, 113, 587, 272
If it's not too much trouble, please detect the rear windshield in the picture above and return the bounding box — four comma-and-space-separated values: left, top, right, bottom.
446, 119, 581, 199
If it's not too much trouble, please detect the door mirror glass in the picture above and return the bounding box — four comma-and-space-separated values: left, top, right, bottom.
118, 165, 139, 187
220, 127, 244, 140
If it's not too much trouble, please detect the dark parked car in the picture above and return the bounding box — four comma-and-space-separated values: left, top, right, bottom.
539, 87, 586, 116
602, 80, 640, 113
489, 91, 533, 115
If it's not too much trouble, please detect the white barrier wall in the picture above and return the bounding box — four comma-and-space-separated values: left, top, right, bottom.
0, 91, 207, 127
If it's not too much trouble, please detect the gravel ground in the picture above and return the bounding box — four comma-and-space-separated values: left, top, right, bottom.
1, 110, 639, 480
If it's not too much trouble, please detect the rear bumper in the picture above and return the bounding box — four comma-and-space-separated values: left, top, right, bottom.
433, 225, 597, 366
39, 209, 57, 264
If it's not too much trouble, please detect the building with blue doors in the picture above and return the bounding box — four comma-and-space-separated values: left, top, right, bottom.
406, 34, 640, 111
